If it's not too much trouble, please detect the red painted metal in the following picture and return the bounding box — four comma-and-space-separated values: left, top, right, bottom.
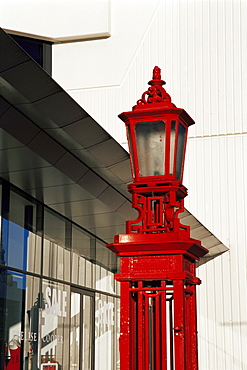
107, 67, 208, 369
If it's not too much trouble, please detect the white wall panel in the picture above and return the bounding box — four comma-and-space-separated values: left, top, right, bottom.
59, 0, 247, 141
185, 134, 247, 369
52, 0, 247, 368
184, 135, 247, 248
197, 248, 247, 369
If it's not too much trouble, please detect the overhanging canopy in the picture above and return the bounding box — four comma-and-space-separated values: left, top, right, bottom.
0, 28, 228, 261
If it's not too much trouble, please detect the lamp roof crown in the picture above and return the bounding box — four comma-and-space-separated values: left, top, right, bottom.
134, 66, 176, 110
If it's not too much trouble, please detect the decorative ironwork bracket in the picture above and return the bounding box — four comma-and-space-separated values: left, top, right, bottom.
126, 192, 189, 234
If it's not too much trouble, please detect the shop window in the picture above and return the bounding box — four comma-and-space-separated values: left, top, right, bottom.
1, 189, 42, 274
41, 280, 70, 368
72, 224, 95, 261
95, 293, 120, 369
10, 34, 52, 75
1, 271, 40, 369
43, 209, 71, 282
96, 239, 117, 273
70, 288, 95, 370
44, 209, 70, 249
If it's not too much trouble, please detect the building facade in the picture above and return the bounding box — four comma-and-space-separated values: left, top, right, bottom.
1, 0, 247, 369
0, 28, 124, 369
0, 179, 119, 369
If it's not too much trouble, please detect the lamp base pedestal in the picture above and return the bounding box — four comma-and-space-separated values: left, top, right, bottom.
107, 234, 208, 370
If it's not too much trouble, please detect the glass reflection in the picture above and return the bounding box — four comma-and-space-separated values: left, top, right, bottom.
82, 295, 93, 370
41, 280, 70, 368
135, 121, 165, 177
169, 121, 176, 175
2, 270, 25, 370
176, 123, 186, 180
70, 292, 81, 369
0, 182, 121, 369
2, 191, 41, 274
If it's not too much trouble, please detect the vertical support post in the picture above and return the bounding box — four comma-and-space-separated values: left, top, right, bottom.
155, 293, 161, 369
161, 281, 167, 370
137, 281, 144, 369
169, 296, 174, 370
185, 290, 192, 369
144, 293, 150, 370
120, 282, 132, 370
130, 285, 137, 370
173, 280, 185, 370
188, 284, 198, 370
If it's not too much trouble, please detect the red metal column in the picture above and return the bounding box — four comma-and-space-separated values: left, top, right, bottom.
119, 281, 132, 370
173, 280, 186, 370
168, 294, 174, 370
187, 284, 199, 370
130, 284, 137, 370
160, 282, 167, 370
137, 282, 144, 370
144, 291, 150, 369
185, 287, 192, 369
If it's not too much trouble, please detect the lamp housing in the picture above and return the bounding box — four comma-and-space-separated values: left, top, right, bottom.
119, 67, 194, 196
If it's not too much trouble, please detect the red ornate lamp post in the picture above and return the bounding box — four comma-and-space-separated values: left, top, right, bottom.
107, 67, 208, 370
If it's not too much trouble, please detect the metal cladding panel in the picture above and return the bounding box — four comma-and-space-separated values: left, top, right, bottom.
67, 0, 247, 142
0, 105, 40, 145
31, 183, 95, 205
184, 135, 246, 251
197, 251, 247, 369
56, 1, 247, 368
0, 60, 61, 102
62, 116, 110, 149
184, 134, 247, 369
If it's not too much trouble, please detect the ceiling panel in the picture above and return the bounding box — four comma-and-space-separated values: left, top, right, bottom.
72, 212, 125, 230
88, 139, 128, 167
50, 198, 114, 219
0, 32, 30, 71
0, 96, 10, 115
54, 152, 89, 183
98, 186, 126, 211
0, 105, 40, 144
6, 166, 74, 194
180, 209, 227, 257
27, 131, 67, 165
30, 91, 89, 128
0, 60, 61, 102
63, 116, 110, 148
108, 159, 132, 184
77, 171, 109, 198
0, 128, 24, 149
0, 147, 50, 173
28, 183, 95, 205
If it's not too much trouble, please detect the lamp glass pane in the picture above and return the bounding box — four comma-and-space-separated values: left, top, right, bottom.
169, 120, 176, 175
127, 125, 136, 178
176, 123, 186, 179
135, 121, 165, 177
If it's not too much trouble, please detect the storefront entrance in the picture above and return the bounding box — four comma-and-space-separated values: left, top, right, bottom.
39, 284, 95, 370
1, 270, 95, 370
0, 181, 118, 370
69, 288, 95, 370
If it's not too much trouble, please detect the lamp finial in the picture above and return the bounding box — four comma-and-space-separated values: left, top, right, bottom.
152, 66, 161, 80
134, 66, 175, 109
